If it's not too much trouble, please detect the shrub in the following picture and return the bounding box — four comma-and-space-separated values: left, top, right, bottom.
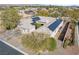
47, 38, 57, 51
63, 39, 72, 48
1, 8, 21, 30
21, 32, 56, 53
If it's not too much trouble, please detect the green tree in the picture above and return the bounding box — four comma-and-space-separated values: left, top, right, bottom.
21, 32, 56, 53
1, 8, 21, 30
37, 9, 49, 16
50, 13, 60, 17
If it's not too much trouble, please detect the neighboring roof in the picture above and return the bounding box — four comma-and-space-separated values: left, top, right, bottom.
0, 41, 23, 55
48, 19, 62, 31
24, 10, 35, 14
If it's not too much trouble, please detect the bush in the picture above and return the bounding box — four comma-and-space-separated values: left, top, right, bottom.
21, 32, 56, 53
36, 10, 49, 16
47, 38, 57, 51
63, 39, 72, 48
1, 8, 21, 30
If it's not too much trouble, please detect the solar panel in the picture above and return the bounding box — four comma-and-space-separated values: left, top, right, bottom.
32, 17, 40, 22
48, 19, 62, 31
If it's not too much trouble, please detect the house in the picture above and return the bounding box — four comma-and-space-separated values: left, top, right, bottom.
35, 17, 63, 38
24, 10, 35, 15
18, 10, 32, 18
18, 15, 64, 38
18, 16, 50, 34
18, 10, 25, 15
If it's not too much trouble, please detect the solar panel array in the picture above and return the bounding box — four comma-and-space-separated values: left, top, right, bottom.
48, 19, 62, 31
32, 17, 40, 22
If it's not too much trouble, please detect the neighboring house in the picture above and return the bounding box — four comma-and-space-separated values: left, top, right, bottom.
18, 10, 32, 18
30, 8, 38, 11
18, 10, 25, 15
24, 10, 35, 15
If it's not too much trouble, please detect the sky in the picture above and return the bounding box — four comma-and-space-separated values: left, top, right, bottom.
0, 0, 79, 6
